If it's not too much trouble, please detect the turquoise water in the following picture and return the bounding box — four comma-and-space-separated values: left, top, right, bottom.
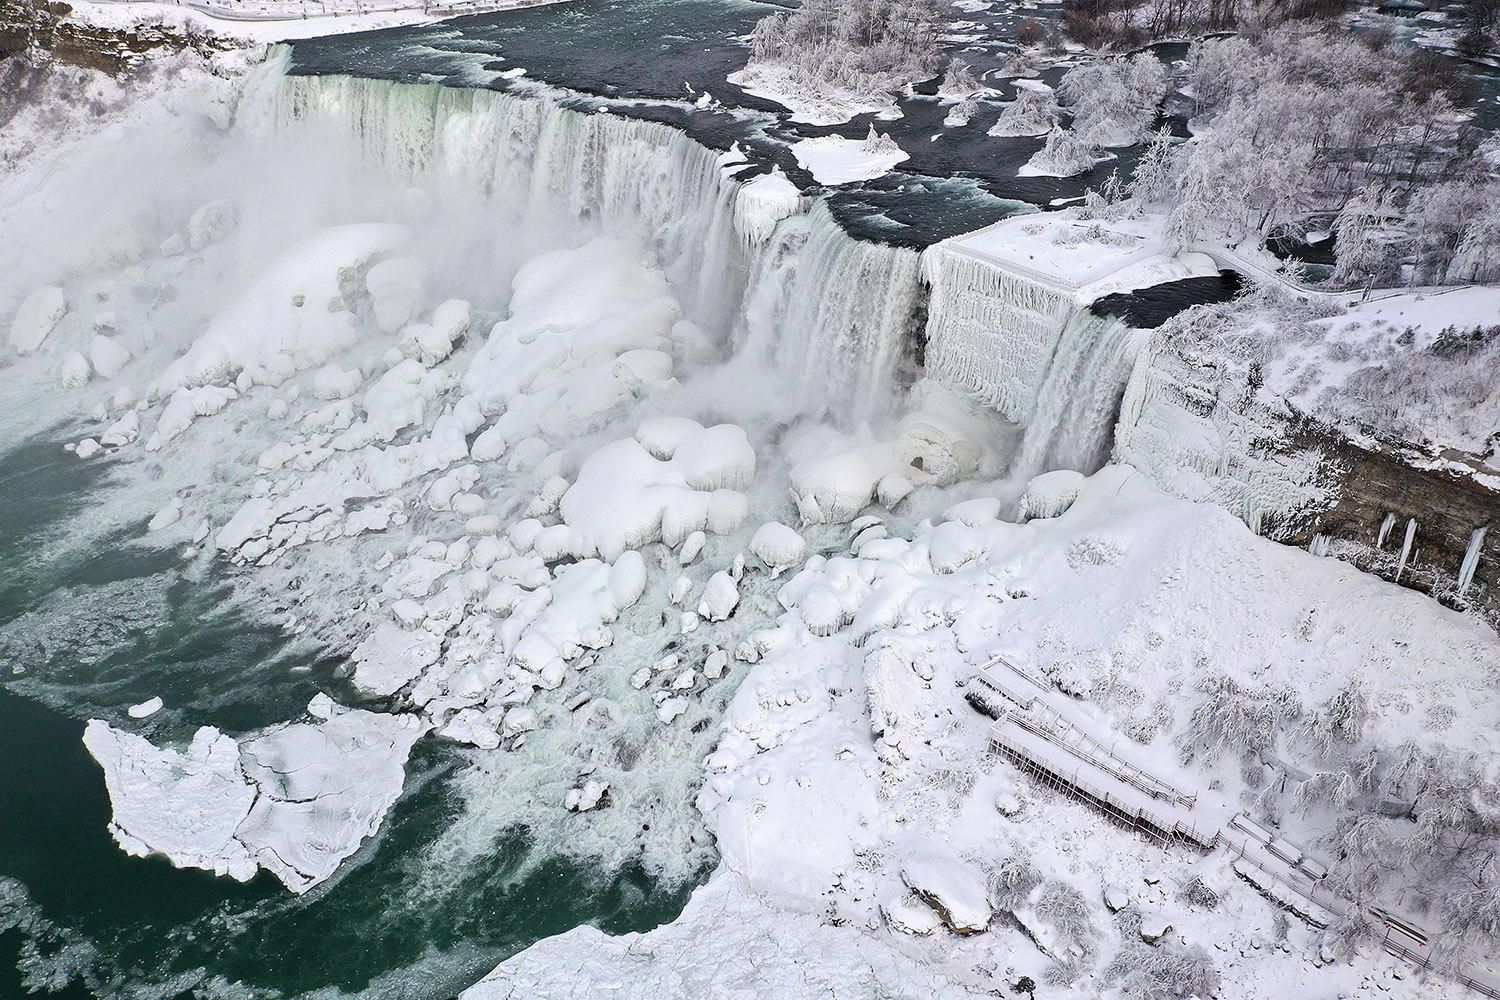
0, 435, 704, 998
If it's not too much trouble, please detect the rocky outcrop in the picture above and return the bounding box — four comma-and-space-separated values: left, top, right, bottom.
0, 0, 232, 76
1116, 336, 1499, 623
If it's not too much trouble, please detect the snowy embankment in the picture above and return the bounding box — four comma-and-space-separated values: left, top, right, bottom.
64, 0, 568, 43
472, 463, 1500, 998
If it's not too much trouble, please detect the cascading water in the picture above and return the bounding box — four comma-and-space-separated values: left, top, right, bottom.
1014, 311, 1148, 478
919, 241, 1149, 477
738, 201, 923, 426
265, 56, 922, 426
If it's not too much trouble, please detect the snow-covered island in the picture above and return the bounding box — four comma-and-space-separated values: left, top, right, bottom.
2, 0, 1499, 995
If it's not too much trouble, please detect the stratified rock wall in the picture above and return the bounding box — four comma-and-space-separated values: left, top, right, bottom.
0, 0, 231, 76
1116, 330, 1499, 622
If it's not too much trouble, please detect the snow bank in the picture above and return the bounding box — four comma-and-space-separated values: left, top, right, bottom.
462, 869, 970, 999
789, 133, 909, 186
157, 224, 406, 392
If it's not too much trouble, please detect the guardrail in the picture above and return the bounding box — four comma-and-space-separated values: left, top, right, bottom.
988, 722, 1216, 848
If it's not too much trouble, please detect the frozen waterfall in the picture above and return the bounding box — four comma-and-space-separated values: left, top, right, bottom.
263, 58, 921, 425
919, 242, 1147, 477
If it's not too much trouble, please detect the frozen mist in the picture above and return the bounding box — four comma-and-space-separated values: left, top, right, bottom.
2, 20, 1499, 1000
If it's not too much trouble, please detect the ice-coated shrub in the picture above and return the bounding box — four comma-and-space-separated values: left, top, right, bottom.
987, 852, 1043, 910
1103, 941, 1220, 1000
1178, 876, 1221, 910
1036, 879, 1098, 983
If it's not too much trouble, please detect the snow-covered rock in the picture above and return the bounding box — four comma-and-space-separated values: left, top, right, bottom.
8, 286, 66, 354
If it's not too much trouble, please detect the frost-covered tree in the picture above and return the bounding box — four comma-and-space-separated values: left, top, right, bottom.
1177, 675, 1298, 766
1057, 53, 1168, 147
1154, 24, 1493, 277
988, 852, 1043, 910
988, 88, 1059, 137
1331, 186, 1405, 289
745, 0, 949, 107
1295, 680, 1367, 760
1035, 879, 1098, 983
1026, 126, 1101, 178
1103, 941, 1221, 1000
937, 58, 982, 100
1128, 126, 1177, 205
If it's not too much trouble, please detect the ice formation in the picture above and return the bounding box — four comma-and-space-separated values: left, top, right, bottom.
9, 43, 1499, 1000
84, 696, 425, 892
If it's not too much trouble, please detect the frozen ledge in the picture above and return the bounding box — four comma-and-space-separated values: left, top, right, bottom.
83, 694, 428, 893
460, 868, 971, 999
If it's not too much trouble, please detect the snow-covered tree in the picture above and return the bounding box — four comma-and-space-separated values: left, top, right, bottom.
988, 88, 1059, 137
937, 58, 982, 100
1025, 126, 1101, 178
1331, 186, 1405, 289
745, 0, 949, 108
1057, 53, 1168, 147
1128, 126, 1177, 205
1104, 941, 1221, 1000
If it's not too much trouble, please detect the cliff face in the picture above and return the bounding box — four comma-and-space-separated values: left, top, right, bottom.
0, 0, 231, 75
1116, 334, 1499, 624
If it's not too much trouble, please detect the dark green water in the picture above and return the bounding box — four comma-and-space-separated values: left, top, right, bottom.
0, 437, 701, 998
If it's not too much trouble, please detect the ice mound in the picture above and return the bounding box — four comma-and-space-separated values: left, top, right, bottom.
8, 286, 66, 354
558, 421, 755, 560
462, 238, 682, 424
83, 696, 427, 893
1017, 469, 1086, 521
156, 224, 406, 392
732, 166, 802, 247
750, 522, 806, 576
462, 869, 965, 999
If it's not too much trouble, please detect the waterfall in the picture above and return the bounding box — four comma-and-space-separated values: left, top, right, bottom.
1014, 312, 1147, 478
1458, 527, 1486, 596
921, 241, 1148, 477
258, 58, 921, 425
739, 202, 923, 426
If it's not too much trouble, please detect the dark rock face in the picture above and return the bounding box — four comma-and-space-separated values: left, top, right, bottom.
1117, 338, 1499, 625
0, 0, 233, 75
1298, 437, 1498, 618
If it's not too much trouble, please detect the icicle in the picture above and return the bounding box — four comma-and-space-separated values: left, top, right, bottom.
921, 244, 1075, 423
1458, 527, 1487, 597
1377, 513, 1396, 549
1396, 518, 1417, 583
1308, 534, 1330, 557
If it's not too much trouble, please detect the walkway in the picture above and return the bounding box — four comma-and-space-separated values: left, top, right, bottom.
970, 654, 1500, 998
